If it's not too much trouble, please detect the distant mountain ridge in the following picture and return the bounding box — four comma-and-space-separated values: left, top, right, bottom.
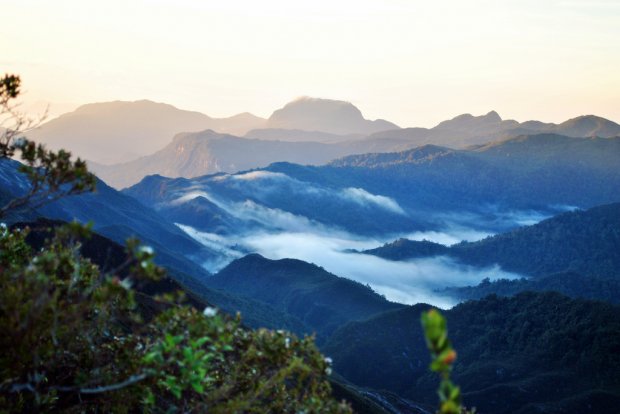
30, 96, 401, 167
93, 110, 620, 188
29, 100, 267, 164
264, 97, 399, 135
244, 128, 364, 143
364, 112, 620, 149
89, 130, 354, 189
30, 95, 620, 189
312, 134, 620, 211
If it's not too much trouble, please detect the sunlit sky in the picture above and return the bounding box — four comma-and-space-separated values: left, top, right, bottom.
2, 0, 619, 127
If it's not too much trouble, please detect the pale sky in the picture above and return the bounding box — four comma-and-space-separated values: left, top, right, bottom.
2, 0, 619, 127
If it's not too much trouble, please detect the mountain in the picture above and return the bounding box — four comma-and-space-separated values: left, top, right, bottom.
448, 202, 620, 279
543, 115, 620, 138
323, 292, 620, 414
244, 128, 364, 143
441, 272, 620, 304
0, 158, 217, 277
264, 97, 399, 135
121, 133, 620, 248
361, 238, 449, 260
362, 111, 519, 149
323, 134, 620, 211
28, 100, 266, 164
205, 254, 405, 338
89, 130, 354, 189
432, 110, 520, 141
87, 107, 620, 190
364, 202, 620, 279
0, 159, 322, 334
361, 202, 620, 304
28, 96, 398, 168
207, 112, 266, 136
365, 111, 620, 150
124, 167, 424, 238
91, 130, 454, 189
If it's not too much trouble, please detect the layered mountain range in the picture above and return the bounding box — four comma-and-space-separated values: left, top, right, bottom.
29, 97, 397, 166
27, 96, 620, 189
123, 133, 620, 241
95, 110, 620, 189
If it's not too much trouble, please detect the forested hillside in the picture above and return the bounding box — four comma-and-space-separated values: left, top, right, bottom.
365, 202, 620, 281
206, 254, 405, 338
324, 292, 620, 414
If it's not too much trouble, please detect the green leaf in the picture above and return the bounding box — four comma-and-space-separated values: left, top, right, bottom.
190, 381, 204, 394
195, 336, 210, 348
143, 351, 160, 364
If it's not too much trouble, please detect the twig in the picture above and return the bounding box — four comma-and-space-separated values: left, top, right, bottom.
6, 373, 148, 395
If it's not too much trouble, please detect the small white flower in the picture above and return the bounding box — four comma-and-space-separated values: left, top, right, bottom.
324, 357, 333, 365
203, 307, 218, 317
284, 337, 291, 349
120, 278, 133, 290
138, 245, 154, 255
325, 367, 332, 376
0, 223, 7, 238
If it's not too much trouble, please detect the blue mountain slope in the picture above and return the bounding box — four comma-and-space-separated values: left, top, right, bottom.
0, 158, 215, 277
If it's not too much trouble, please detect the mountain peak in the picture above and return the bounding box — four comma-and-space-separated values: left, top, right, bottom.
224, 253, 320, 274
555, 114, 620, 137
484, 110, 502, 122
266, 97, 398, 135
269, 97, 363, 121
436, 111, 503, 130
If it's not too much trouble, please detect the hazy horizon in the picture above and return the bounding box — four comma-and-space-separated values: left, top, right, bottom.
12, 96, 620, 130
3, 0, 619, 128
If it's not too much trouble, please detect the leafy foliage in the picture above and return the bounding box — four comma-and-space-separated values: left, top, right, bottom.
421, 309, 464, 414
0, 216, 351, 413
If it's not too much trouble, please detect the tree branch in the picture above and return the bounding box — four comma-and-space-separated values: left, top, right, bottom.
6, 373, 148, 395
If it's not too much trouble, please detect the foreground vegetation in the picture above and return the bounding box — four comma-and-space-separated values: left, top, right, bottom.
0, 222, 351, 413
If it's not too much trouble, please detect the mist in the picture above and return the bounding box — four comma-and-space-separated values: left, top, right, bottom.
170, 182, 560, 308
433, 204, 577, 233
239, 231, 520, 308
180, 222, 522, 308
